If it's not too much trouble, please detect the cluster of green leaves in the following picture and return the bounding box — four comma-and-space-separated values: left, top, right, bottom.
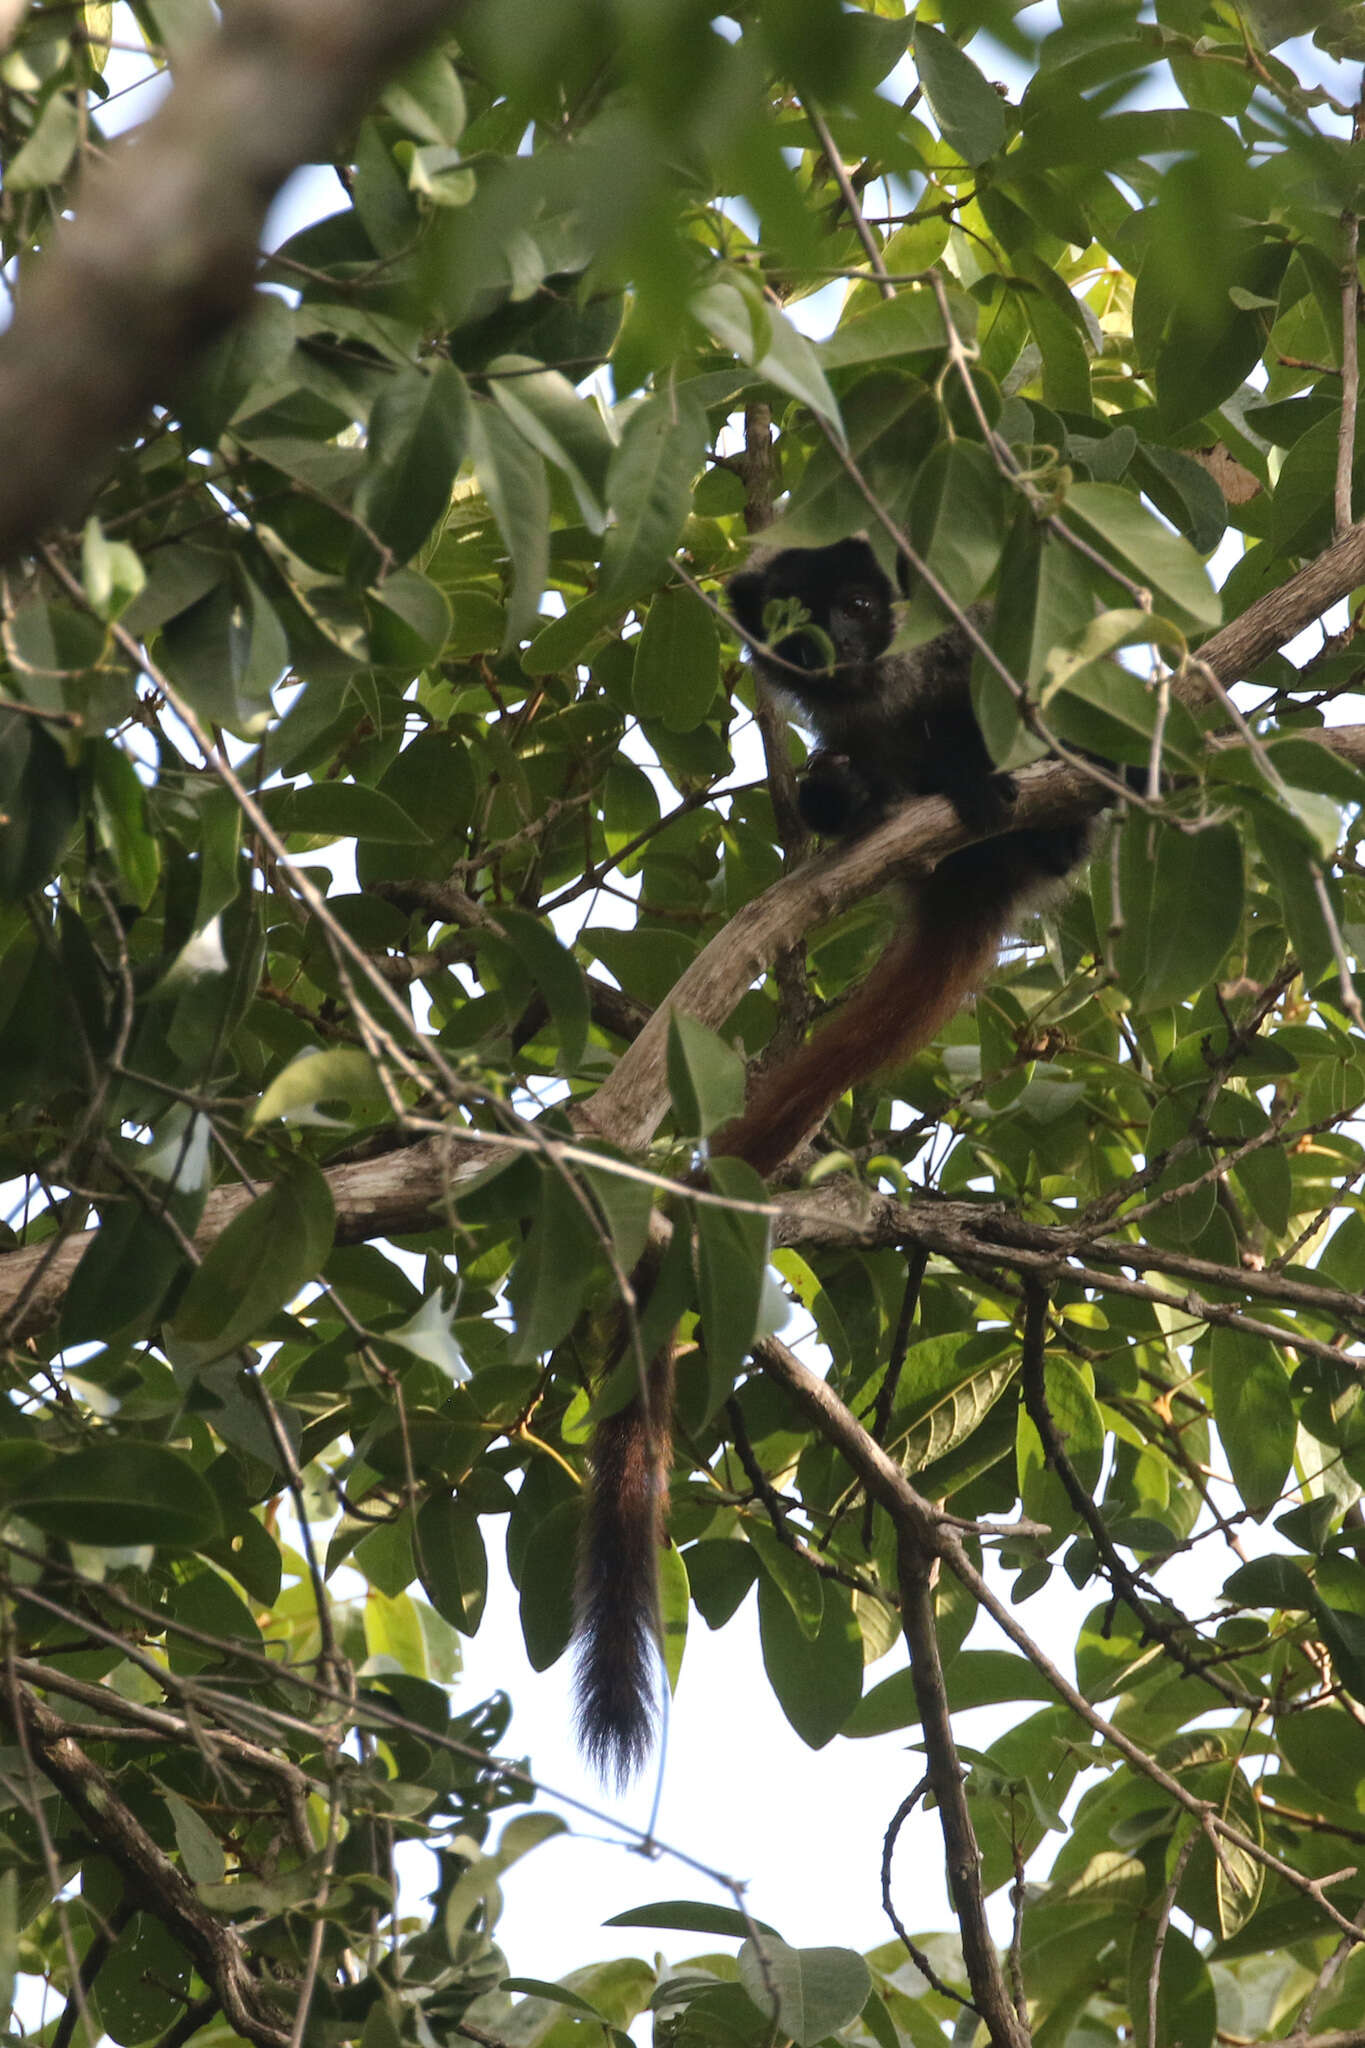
3, 0, 1365, 2044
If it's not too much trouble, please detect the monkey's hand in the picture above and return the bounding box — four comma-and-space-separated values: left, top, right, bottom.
798, 750, 883, 837
942, 766, 1018, 840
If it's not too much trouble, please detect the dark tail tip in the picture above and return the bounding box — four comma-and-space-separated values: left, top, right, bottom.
574, 1603, 660, 1788
573, 1398, 668, 1785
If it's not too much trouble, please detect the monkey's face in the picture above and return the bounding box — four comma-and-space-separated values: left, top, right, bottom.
824, 580, 892, 667
729, 540, 895, 697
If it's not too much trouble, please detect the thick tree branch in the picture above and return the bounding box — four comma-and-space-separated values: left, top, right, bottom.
0, 0, 463, 560
1187, 519, 1365, 699
578, 756, 1106, 1154
579, 716, 1365, 1154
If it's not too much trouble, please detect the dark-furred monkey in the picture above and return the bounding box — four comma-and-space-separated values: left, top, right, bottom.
573, 535, 1093, 1782
716, 535, 1093, 1169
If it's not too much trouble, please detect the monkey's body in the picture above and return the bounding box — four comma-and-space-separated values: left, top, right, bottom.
573, 536, 1094, 1779
718, 537, 1091, 1171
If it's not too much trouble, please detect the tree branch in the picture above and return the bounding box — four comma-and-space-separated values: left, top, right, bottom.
896, 1526, 1029, 2048
3, 1685, 292, 2048
754, 1334, 1365, 1946
0, 0, 464, 560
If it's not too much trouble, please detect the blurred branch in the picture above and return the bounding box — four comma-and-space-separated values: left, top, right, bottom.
0, 0, 463, 561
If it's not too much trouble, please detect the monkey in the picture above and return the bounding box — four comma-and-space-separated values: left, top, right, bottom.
714, 535, 1094, 1171
573, 535, 1095, 1782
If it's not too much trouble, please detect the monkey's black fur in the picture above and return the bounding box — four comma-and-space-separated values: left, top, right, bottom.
728, 535, 1089, 882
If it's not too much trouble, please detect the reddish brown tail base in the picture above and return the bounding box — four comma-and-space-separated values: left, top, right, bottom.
712, 876, 1008, 1174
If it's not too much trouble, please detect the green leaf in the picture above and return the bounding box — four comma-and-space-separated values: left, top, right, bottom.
1017, 264, 1094, 415
522, 590, 622, 674
159, 573, 287, 736
1222, 1554, 1314, 1610
693, 279, 842, 432
1127, 1920, 1216, 2048
94, 1911, 189, 2046
683, 1537, 759, 1628
606, 1901, 780, 1939
517, 1495, 580, 1670
658, 1533, 689, 1695
1209, 1326, 1294, 1518
491, 907, 590, 1073
0, 714, 79, 899
81, 517, 145, 622
263, 780, 429, 845
487, 355, 612, 528
1018, 1359, 1104, 1551
846, 1649, 1055, 1736
667, 1011, 747, 1138
601, 389, 707, 597
774, 370, 938, 545
416, 1492, 488, 1633
507, 1165, 602, 1362
497, 1980, 612, 2022
352, 361, 469, 573
91, 740, 160, 910
177, 291, 294, 447
737, 1938, 871, 2047
167, 1158, 336, 1367
7, 90, 80, 190
1062, 482, 1221, 629
821, 287, 964, 370
696, 1155, 771, 1393
1141, 821, 1243, 1007
750, 1523, 823, 1641
16, 1442, 221, 1549
468, 396, 552, 640
757, 1570, 863, 1748
632, 588, 720, 731
367, 568, 453, 667
353, 1513, 416, 1598
581, 1158, 656, 1273
163, 1788, 226, 1884
0, 1868, 16, 2027
909, 439, 1007, 605
381, 48, 467, 146
888, 1337, 1021, 1476
59, 1203, 190, 1348
250, 1047, 389, 1129
443, 1811, 566, 1948
912, 24, 1007, 165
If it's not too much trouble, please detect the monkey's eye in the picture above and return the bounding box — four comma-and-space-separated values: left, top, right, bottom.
843, 587, 878, 617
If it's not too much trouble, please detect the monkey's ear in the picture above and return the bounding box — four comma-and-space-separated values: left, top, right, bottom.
728, 569, 768, 641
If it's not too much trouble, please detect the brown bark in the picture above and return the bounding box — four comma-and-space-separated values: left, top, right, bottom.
0, 0, 464, 561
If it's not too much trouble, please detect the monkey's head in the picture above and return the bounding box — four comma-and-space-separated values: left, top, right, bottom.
729, 538, 895, 693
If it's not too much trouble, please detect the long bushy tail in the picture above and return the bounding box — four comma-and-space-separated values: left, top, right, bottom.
712, 877, 1011, 1176
573, 1341, 675, 1785
573, 876, 1015, 1780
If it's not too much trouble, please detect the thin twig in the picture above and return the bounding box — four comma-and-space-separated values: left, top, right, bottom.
1146, 1825, 1199, 2048
880, 1779, 974, 2006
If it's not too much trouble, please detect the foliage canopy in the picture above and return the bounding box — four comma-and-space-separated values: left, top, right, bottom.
3, 2, 1365, 2046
